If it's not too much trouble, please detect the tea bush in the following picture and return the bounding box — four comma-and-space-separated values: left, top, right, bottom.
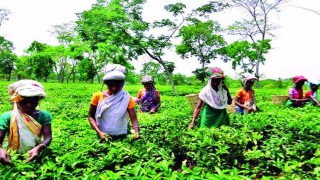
0, 81, 319, 179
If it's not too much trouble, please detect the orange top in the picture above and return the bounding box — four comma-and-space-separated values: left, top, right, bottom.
236, 89, 255, 104
137, 89, 160, 99
90, 92, 135, 109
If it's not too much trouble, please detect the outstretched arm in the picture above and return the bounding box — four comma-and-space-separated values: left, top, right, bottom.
151, 93, 161, 113
127, 108, 139, 140
189, 99, 203, 129
234, 97, 254, 112
27, 125, 52, 162
88, 104, 107, 141
289, 95, 310, 107
307, 95, 320, 106
135, 90, 143, 104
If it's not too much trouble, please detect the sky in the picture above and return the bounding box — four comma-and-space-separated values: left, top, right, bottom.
0, 0, 319, 80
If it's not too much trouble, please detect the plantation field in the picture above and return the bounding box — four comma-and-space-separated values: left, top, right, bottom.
0, 81, 319, 179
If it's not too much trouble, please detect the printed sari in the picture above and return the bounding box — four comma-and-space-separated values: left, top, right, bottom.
140, 88, 159, 112
7, 103, 42, 154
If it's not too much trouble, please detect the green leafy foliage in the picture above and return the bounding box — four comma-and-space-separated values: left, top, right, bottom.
220, 40, 271, 74
176, 20, 226, 83
0, 81, 318, 179
24, 41, 55, 82
0, 36, 16, 81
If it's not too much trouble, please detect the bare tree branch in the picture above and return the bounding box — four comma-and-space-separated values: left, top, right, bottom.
289, 4, 320, 16
0, 9, 11, 28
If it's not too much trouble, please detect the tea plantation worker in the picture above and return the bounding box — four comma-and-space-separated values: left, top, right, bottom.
234, 74, 259, 114
135, 75, 161, 114
0, 80, 53, 165
88, 64, 139, 141
285, 75, 310, 108
304, 80, 320, 106
189, 67, 232, 129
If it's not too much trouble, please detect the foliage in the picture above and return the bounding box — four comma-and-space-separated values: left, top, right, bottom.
76, 58, 97, 83
176, 20, 226, 83
172, 73, 189, 86
226, 0, 286, 83
76, 0, 145, 64
140, 61, 161, 76
0, 36, 16, 81
192, 68, 207, 84
0, 81, 318, 179
220, 40, 271, 74
24, 41, 55, 82
139, 61, 166, 85
74, 0, 229, 93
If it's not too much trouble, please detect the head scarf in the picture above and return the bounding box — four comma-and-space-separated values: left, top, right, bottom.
8, 80, 46, 103
308, 79, 320, 101
241, 73, 258, 87
206, 67, 225, 79
308, 79, 320, 88
199, 67, 228, 109
7, 80, 44, 153
199, 79, 228, 109
141, 75, 154, 84
103, 64, 126, 81
292, 75, 307, 84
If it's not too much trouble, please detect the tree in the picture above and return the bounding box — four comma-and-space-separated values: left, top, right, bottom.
140, 61, 162, 76
15, 56, 33, 80
140, 1, 228, 90
220, 39, 271, 73
49, 45, 68, 82
76, 58, 96, 83
0, 36, 16, 81
76, 0, 227, 93
172, 73, 189, 85
192, 68, 207, 84
65, 41, 90, 83
51, 22, 90, 83
76, 0, 143, 76
76, 0, 180, 88
25, 41, 55, 82
0, 17, 10, 79
0, 8, 11, 28
227, 0, 285, 85
176, 20, 226, 83
140, 61, 167, 84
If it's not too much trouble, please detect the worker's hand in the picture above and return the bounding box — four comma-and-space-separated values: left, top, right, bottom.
133, 132, 139, 140
134, 98, 140, 104
98, 132, 112, 142
0, 148, 12, 165
246, 106, 255, 113
150, 108, 156, 114
26, 146, 41, 162
189, 121, 195, 129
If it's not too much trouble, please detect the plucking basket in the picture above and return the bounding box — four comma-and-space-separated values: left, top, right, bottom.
185, 94, 199, 110
226, 103, 237, 113
271, 95, 288, 105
